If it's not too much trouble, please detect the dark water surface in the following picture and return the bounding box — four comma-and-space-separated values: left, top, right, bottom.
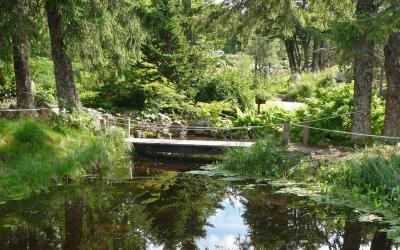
0, 159, 397, 250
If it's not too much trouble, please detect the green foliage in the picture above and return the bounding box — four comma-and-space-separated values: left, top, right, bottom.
220, 138, 301, 177
345, 156, 400, 194
191, 101, 234, 125
287, 82, 316, 101
292, 83, 385, 144
30, 57, 57, 106
196, 66, 254, 111
53, 111, 99, 132
0, 119, 131, 200
233, 104, 291, 139
12, 120, 46, 149
0, 60, 15, 100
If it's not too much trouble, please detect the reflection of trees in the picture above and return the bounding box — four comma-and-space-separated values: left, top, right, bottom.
370, 231, 392, 250
239, 189, 342, 249
0, 174, 226, 250
343, 220, 361, 250
238, 186, 394, 250
135, 173, 226, 249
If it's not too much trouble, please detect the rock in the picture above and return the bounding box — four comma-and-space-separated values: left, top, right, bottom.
169, 121, 186, 138
334, 72, 348, 83
37, 102, 59, 119
157, 113, 172, 126
191, 117, 211, 136
288, 74, 301, 82
213, 50, 225, 57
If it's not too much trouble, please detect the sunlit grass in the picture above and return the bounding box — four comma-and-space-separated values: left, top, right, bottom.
0, 119, 131, 200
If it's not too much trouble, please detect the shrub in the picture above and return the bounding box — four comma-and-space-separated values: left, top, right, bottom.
292, 83, 385, 144
53, 111, 99, 132
286, 82, 316, 101
190, 101, 234, 125
345, 156, 400, 194
220, 138, 301, 177
13, 121, 47, 148
195, 67, 254, 111
232, 104, 291, 139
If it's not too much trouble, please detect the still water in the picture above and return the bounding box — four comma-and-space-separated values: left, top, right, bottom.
0, 159, 396, 250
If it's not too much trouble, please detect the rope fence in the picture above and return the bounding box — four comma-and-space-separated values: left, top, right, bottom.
2, 107, 399, 143
0, 107, 57, 112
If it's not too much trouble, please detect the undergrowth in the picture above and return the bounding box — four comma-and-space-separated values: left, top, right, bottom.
219, 138, 302, 177
0, 118, 131, 200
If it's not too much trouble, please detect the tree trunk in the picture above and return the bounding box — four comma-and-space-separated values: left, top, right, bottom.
370, 231, 392, 250
311, 37, 319, 72
295, 40, 302, 71
64, 193, 85, 250
12, 0, 34, 110
284, 39, 298, 73
302, 37, 310, 72
351, 0, 378, 142
383, 33, 400, 138
45, 1, 81, 111
342, 220, 361, 250
318, 40, 326, 71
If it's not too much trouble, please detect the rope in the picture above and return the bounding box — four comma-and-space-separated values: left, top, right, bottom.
133, 123, 284, 131
0, 107, 56, 112
298, 109, 370, 124
291, 122, 400, 141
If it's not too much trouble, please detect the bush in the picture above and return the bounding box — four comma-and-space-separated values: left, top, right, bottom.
53, 110, 99, 132
287, 82, 316, 101
190, 101, 235, 125
220, 138, 301, 177
232, 104, 291, 139
292, 83, 385, 144
195, 67, 254, 111
30, 57, 58, 106
13, 121, 47, 149
0, 61, 15, 101
345, 156, 400, 194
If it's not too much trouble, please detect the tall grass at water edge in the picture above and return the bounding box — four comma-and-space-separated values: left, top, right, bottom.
219, 138, 302, 177
0, 119, 131, 200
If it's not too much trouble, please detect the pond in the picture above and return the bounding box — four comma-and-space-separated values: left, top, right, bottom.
0, 158, 396, 250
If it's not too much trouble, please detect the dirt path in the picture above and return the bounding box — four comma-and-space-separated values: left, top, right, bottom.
269, 100, 305, 111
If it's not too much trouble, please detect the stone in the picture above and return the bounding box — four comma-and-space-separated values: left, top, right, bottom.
169, 121, 186, 138
191, 117, 211, 136
334, 72, 348, 83
213, 50, 225, 57
288, 74, 301, 82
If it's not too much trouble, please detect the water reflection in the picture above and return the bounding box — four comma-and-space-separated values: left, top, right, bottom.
0, 173, 396, 250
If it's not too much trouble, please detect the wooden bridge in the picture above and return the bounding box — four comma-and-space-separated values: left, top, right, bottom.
126, 138, 253, 156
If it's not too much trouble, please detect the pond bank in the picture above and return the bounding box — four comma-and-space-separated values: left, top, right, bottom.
218, 139, 400, 243
0, 118, 131, 201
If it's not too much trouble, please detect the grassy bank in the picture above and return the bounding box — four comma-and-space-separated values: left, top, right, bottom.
219, 140, 400, 241
0, 118, 131, 201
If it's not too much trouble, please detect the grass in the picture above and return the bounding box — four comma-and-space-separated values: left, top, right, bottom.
219, 138, 302, 177
0, 118, 131, 201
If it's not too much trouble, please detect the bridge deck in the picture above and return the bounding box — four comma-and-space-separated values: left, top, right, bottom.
126, 138, 253, 148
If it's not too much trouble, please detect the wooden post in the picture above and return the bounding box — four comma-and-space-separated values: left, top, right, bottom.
127, 117, 131, 137
303, 120, 310, 146
283, 121, 290, 145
